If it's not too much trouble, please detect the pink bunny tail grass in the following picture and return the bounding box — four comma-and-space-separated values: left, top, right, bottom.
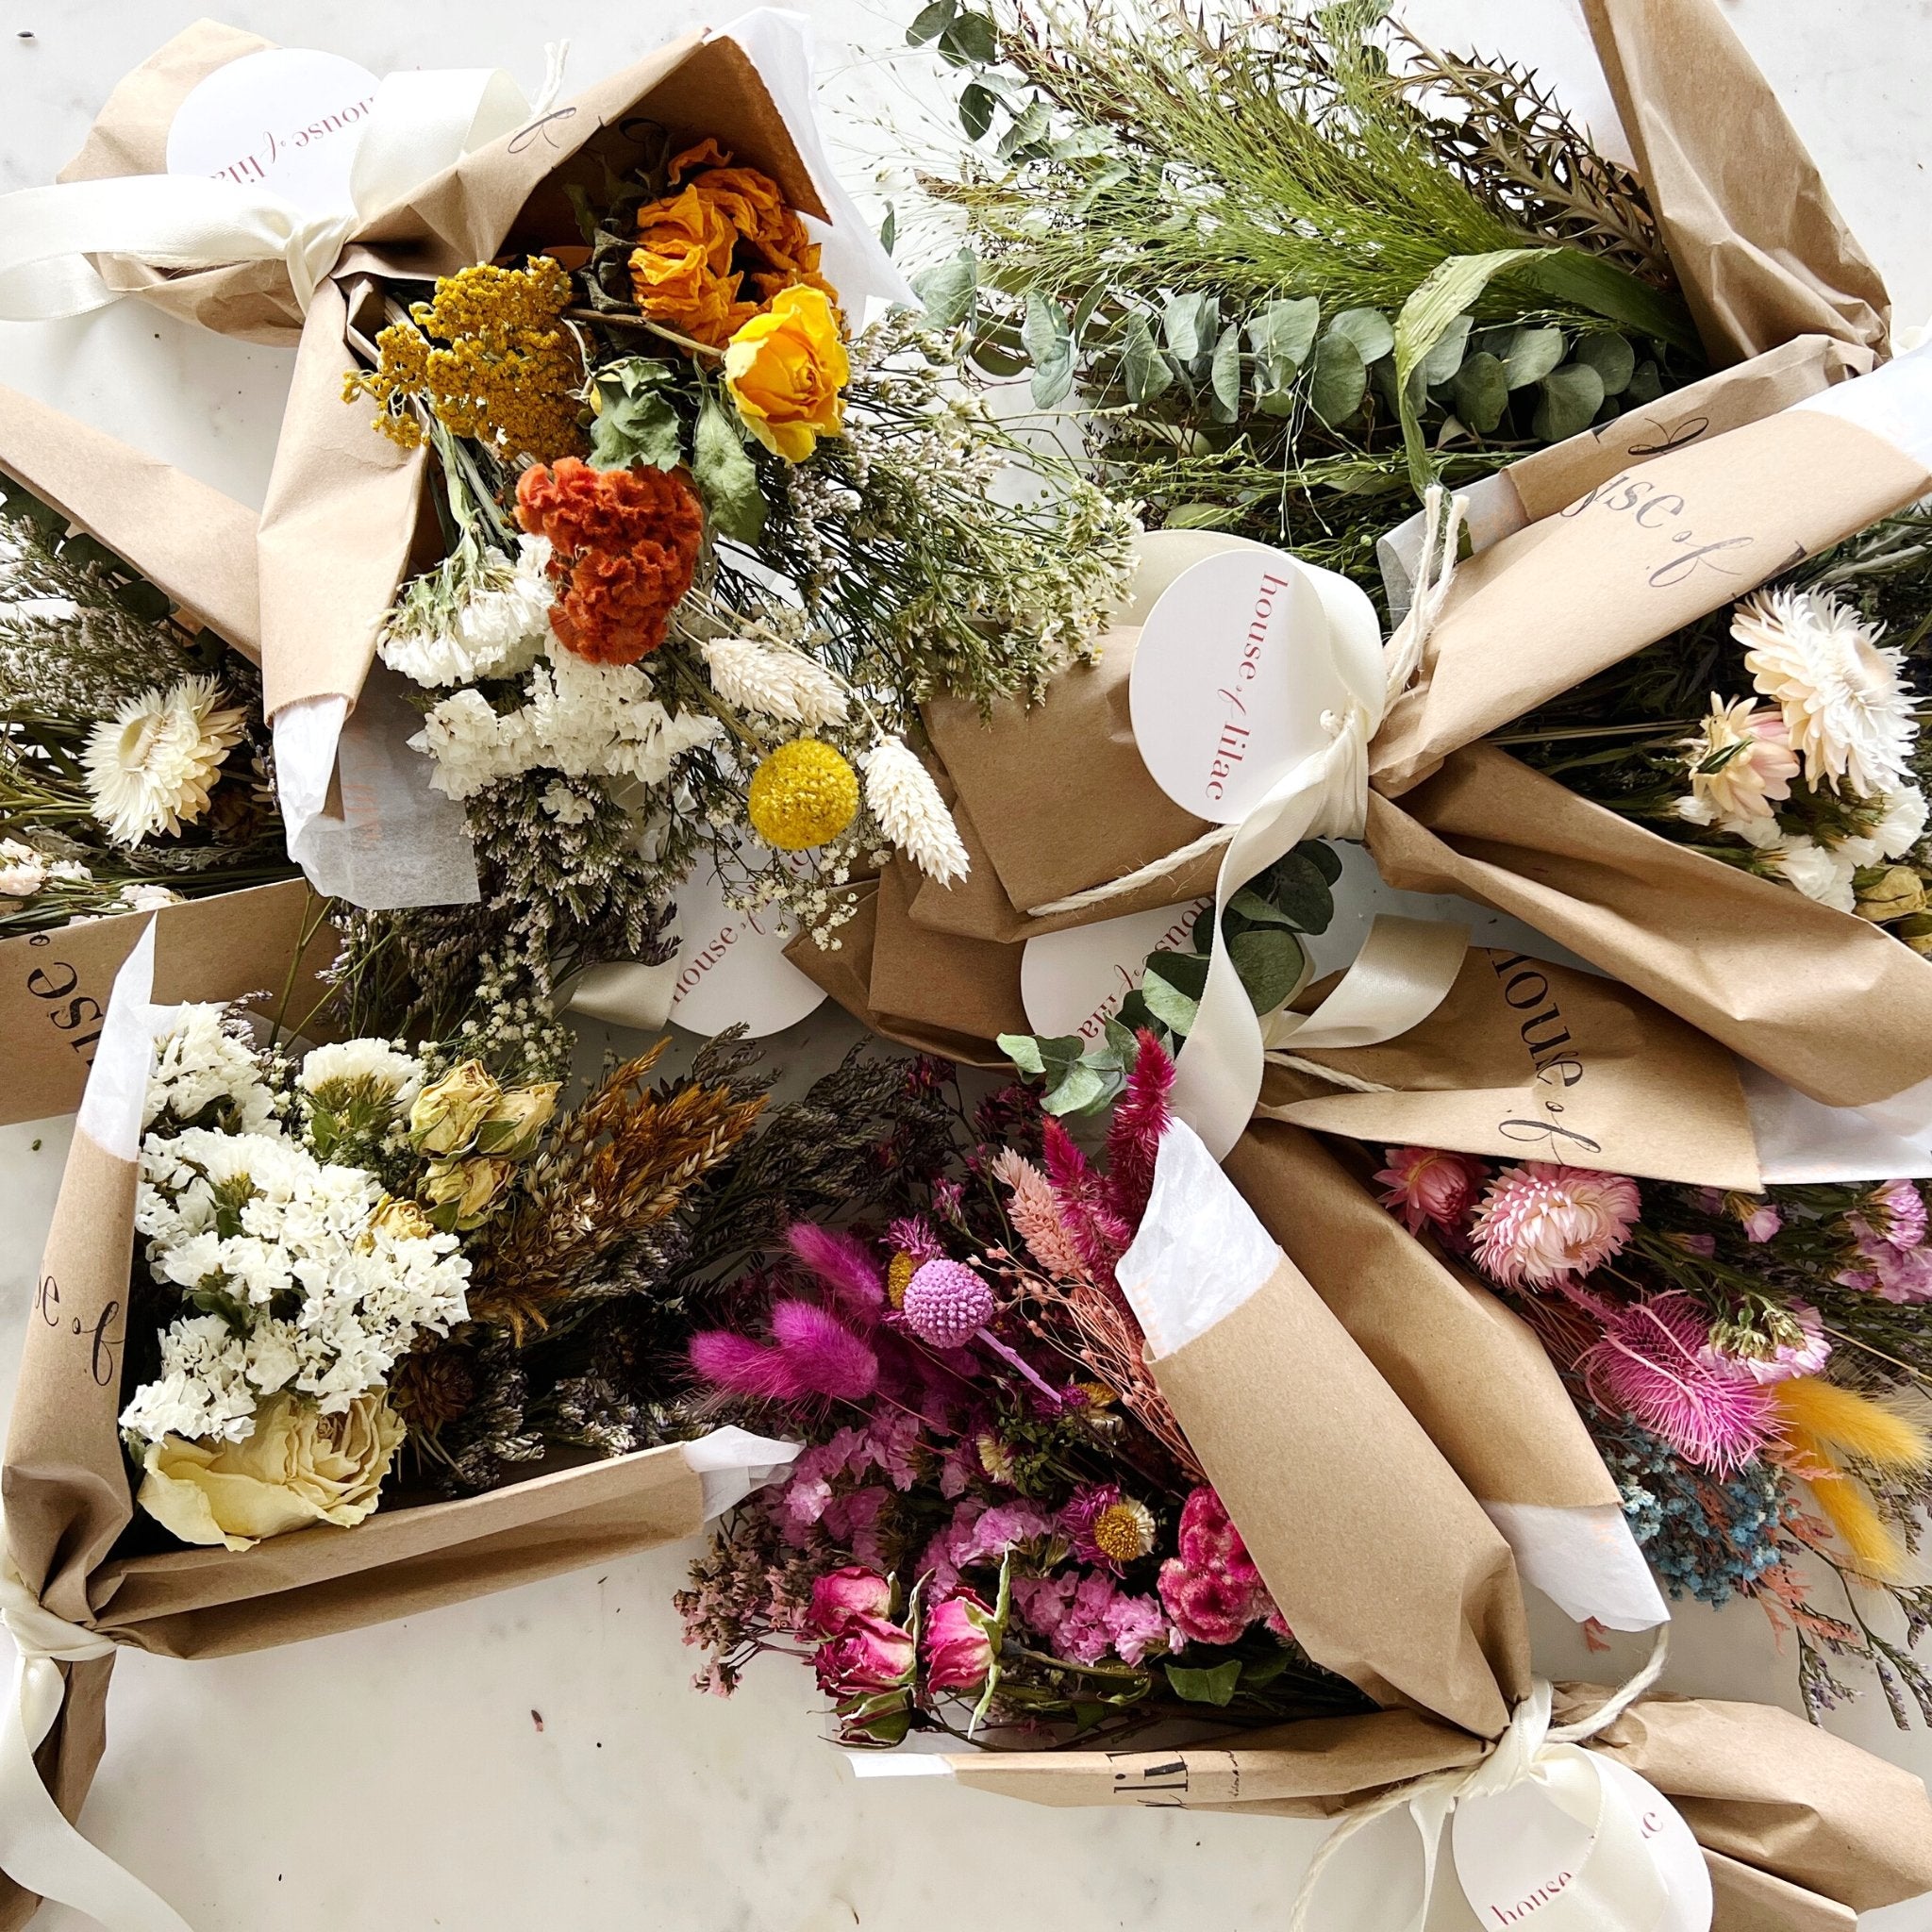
689, 1329, 809, 1402
786, 1222, 886, 1317
1576, 1291, 1779, 1475
768, 1299, 881, 1401
1103, 1029, 1174, 1229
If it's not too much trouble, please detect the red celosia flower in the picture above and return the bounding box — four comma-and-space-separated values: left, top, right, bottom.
515, 458, 704, 665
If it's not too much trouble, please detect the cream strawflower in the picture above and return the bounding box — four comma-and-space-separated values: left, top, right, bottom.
860, 737, 970, 886
83, 674, 248, 845
702, 635, 850, 729
1679, 696, 1798, 824
1735, 588, 1918, 796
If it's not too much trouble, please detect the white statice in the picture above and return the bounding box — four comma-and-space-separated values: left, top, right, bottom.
0, 837, 46, 897
47, 858, 92, 883
1736, 588, 1918, 798
299, 1039, 425, 1108
125, 1125, 470, 1445
702, 635, 850, 729
1770, 835, 1858, 913
860, 736, 970, 885
378, 535, 556, 688
1839, 786, 1930, 867
145, 1004, 277, 1134
118, 882, 183, 912
413, 640, 723, 801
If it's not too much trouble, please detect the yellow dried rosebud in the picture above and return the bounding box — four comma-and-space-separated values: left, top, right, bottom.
1895, 913, 1932, 957
364, 1194, 435, 1245
409, 1060, 504, 1157
421, 1157, 518, 1232
1856, 865, 1927, 924
475, 1081, 560, 1158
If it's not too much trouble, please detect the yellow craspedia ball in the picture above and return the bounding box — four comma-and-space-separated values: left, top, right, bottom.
747, 738, 859, 850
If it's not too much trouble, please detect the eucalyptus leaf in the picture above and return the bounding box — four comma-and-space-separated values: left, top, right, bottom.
1534, 362, 1607, 442
1304, 841, 1343, 885
1248, 296, 1320, 380
1573, 331, 1636, 396
1162, 291, 1217, 364
1210, 324, 1242, 418
1307, 330, 1366, 427
1137, 971, 1200, 1036
1044, 1061, 1113, 1117
997, 98, 1052, 160
1625, 358, 1664, 406
1144, 950, 1210, 1000
939, 10, 997, 64
1071, 158, 1133, 216
1420, 311, 1473, 387
1229, 925, 1306, 1015
997, 1032, 1046, 1075
913, 249, 978, 326
1328, 307, 1394, 364
907, 0, 958, 43
958, 81, 996, 140
1255, 387, 1298, 419
1123, 312, 1174, 402
1164, 1659, 1242, 1707
1504, 326, 1567, 388
693, 393, 767, 542
878, 204, 896, 257
1451, 351, 1508, 436
1023, 291, 1074, 408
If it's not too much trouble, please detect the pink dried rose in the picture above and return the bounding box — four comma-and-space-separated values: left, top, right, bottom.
922, 1589, 997, 1691
1469, 1161, 1641, 1289
807, 1566, 893, 1638
812, 1613, 915, 1698
1375, 1146, 1489, 1237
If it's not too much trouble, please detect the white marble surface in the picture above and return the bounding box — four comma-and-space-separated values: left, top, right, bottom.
4, 1, 1932, 1926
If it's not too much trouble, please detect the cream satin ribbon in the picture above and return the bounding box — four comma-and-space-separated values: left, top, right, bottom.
0, 1548, 191, 1932
0, 53, 560, 322
1167, 489, 1469, 1160
1293, 1626, 1679, 1932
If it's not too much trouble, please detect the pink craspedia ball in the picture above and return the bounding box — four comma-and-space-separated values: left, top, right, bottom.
901, 1259, 995, 1347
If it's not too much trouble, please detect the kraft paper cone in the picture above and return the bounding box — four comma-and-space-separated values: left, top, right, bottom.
0, 879, 336, 1127
1577, 0, 1890, 366
1367, 750, 1932, 1113
1258, 942, 1765, 1189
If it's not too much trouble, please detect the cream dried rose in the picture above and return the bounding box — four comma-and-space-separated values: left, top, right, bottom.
137, 1389, 404, 1551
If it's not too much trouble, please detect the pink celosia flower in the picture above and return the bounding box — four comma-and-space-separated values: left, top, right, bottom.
808, 1566, 893, 1637
813, 1614, 915, 1697
1042, 1118, 1134, 1284
990, 1147, 1091, 1284
1375, 1146, 1489, 1237
1102, 1029, 1174, 1227
1469, 1162, 1641, 1289
1575, 1292, 1778, 1474
922, 1589, 996, 1690
1157, 1487, 1287, 1648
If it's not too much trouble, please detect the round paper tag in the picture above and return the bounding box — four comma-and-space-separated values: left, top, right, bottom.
1128, 546, 1375, 824
166, 48, 381, 217
1020, 900, 1208, 1042
667, 855, 826, 1039
1452, 1756, 1712, 1932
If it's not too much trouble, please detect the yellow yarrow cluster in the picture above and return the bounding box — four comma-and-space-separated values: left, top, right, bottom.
746, 739, 859, 850
344, 257, 584, 462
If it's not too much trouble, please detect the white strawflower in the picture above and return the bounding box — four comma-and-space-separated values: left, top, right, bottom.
1735, 588, 1918, 797
860, 736, 970, 886
378, 536, 555, 688
1771, 835, 1857, 913
1679, 696, 1799, 824
83, 674, 247, 845
299, 1040, 425, 1108
702, 636, 850, 728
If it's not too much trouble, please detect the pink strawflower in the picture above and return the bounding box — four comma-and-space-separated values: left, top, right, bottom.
1157, 1487, 1288, 1649
990, 1148, 1091, 1283
1102, 1029, 1174, 1227
808, 1566, 893, 1637
922, 1589, 997, 1690
1375, 1145, 1489, 1237
786, 1223, 886, 1316
1469, 1161, 1641, 1289
901, 1259, 996, 1347
1576, 1292, 1778, 1474
813, 1614, 915, 1697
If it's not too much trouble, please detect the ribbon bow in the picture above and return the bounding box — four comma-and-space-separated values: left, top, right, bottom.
0, 1545, 192, 1932
1292, 1627, 1680, 1932
0, 50, 566, 323
1158, 488, 1471, 1159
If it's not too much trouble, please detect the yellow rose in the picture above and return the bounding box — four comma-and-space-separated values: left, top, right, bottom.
421, 1155, 518, 1232
408, 1059, 502, 1156
724, 286, 850, 463
475, 1080, 560, 1158
137, 1391, 404, 1551
366, 1193, 435, 1243
1856, 865, 1927, 924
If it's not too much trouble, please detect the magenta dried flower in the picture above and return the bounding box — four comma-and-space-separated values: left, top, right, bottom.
1157, 1487, 1288, 1649
808, 1566, 894, 1638
922, 1588, 997, 1690
901, 1258, 996, 1347
1469, 1161, 1641, 1288
813, 1613, 915, 1698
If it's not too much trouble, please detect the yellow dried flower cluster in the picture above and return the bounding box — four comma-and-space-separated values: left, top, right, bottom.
344, 257, 585, 462
746, 738, 859, 851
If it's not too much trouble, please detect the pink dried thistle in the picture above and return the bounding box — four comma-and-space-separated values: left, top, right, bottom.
767, 1299, 880, 1401
884, 1214, 945, 1266
1102, 1029, 1174, 1228
1574, 1291, 1779, 1474
1375, 1145, 1489, 1237
786, 1223, 887, 1317
1469, 1161, 1641, 1289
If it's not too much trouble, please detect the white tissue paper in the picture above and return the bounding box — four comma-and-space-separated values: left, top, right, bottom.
74, 919, 160, 1162
1740, 1059, 1932, 1183
680, 1425, 801, 1521
1793, 338, 1932, 470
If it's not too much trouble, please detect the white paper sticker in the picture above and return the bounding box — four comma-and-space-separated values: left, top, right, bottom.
1452, 1757, 1711, 1932
668, 854, 826, 1039
1020, 899, 1208, 1042
1129, 548, 1362, 824
167, 48, 380, 216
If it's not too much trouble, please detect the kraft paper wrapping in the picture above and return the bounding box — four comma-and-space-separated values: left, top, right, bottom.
1577, 0, 1890, 366
58, 20, 824, 718
1, 1063, 709, 1930
1259, 941, 1766, 1189
0, 882, 335, 1130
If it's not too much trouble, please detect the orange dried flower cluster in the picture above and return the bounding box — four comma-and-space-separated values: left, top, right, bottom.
515, 458, 705, 665
628, 140, 838, 350
345, 257, 585, 462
